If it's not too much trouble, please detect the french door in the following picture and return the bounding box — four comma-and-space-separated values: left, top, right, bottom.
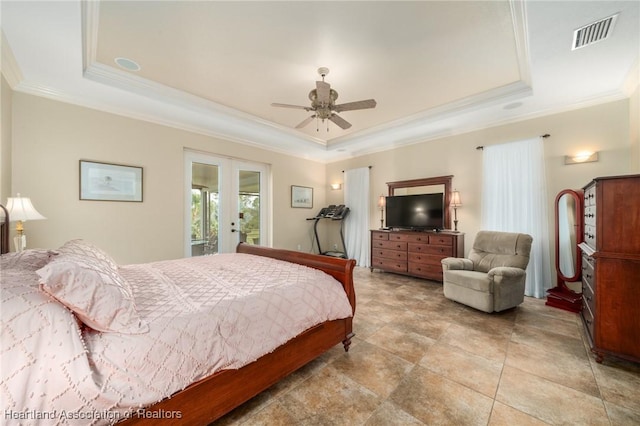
184, 150, 270, 257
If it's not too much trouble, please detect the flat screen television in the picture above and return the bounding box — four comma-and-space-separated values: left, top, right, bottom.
385, 193, 444, 230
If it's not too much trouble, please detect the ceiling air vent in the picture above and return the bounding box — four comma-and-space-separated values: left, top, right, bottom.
572, 13, 618, 50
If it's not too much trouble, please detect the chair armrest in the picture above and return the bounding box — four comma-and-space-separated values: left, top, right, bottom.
441, 257, 473, 271
487, 266, 526, 280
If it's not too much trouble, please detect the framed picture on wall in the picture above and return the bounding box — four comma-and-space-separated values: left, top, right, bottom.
291, 185, 313, 208
80, 160, 143, 202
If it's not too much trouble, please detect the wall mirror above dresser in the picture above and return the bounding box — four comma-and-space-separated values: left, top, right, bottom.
386, 175, 453, 230
546, 189, 584, 313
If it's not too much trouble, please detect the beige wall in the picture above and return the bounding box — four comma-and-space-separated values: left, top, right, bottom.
1, 75, 12, 203
327, 99, 632, 286
11, 93, 326, 264
7, 88, 635, 273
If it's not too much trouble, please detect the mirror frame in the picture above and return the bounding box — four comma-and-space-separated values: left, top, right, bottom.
554, 189, 584, 283
386, 175, 453, 230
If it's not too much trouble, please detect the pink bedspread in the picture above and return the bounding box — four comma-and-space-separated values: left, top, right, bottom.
1, 253, 352, 425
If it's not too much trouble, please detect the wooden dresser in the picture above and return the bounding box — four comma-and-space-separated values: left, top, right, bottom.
580, 174, 640, 363
370, 230, 464, 281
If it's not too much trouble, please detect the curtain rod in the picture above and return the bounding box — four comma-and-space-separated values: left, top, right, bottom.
475, 134, 550, 150
342, 165, 372, 172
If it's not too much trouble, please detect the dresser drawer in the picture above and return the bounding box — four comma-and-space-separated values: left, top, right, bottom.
408, 252, 445, 265
372, 248, 408, 261
582, 254, 595, 290
581, 301, 595, 342
388, 233, 416, 242
584, 184, 596, 206
372, 240, 407, 251
582, 277, 595, 320
371, 231, 389, 241
408, 243, 451, 256
408, 262, 443, 279
429, 234, 453, 246
584, 225, 596, 250
371, 256, 407, 272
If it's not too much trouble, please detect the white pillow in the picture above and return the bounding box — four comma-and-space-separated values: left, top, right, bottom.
37, 241, 148, 334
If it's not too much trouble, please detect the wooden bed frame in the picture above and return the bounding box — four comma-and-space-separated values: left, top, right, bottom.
120, 242, 356, 425
0, 204, 9, 254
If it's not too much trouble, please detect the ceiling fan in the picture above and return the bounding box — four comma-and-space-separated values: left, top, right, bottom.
271, 67, 376, 131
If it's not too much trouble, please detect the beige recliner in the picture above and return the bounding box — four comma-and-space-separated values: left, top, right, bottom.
441, 230, 533, 313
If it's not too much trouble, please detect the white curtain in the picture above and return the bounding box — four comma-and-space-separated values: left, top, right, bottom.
481, 137, 552, 298
344, 167, 370, 266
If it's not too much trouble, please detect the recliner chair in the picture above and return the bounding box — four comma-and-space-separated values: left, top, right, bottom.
441, 230, 533, 313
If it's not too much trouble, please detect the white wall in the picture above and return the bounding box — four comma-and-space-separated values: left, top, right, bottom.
327, 99, 632, 287
10, 93, 326, 264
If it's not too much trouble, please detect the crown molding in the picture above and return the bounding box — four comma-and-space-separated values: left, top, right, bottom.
510, 0, 532, 87
1, 30, 23, 88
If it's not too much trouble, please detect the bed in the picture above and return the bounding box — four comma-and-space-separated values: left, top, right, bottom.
0, 210, 356, 425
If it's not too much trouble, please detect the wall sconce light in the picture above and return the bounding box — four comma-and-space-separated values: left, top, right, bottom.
564, 151, 599, 165
330, 183, 342, 190
451, 190, 462, 232
6, 193, 46, 252
377, 194, 386, 229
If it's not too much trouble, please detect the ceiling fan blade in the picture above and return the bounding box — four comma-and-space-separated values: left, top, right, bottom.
271, 103, 312, 111
333, 99, 377, 113
295, 115, 316, 129
316, 81, 331, 104
329, 113, 352, 130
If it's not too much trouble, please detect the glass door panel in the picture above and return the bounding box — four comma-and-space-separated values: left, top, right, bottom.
190, 162, 219, 256
185, 151, 270, 257
237, 170, 261, 246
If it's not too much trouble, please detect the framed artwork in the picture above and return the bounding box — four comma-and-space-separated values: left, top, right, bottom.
291, 185, 313, 208
80, 160, 143, 202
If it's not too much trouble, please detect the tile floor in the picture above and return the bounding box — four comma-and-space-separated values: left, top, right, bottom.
214, 267, 640, 425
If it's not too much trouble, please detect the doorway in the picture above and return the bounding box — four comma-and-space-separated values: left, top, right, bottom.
184, 150, 270, 257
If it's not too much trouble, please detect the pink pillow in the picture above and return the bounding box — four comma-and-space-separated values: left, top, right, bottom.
58, 239, 118, 270
0, 249, 57, 273
37, 241, 147, 334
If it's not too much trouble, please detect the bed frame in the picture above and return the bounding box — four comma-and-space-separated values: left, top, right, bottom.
1, 204, 9, 254
120, 243, 356, 425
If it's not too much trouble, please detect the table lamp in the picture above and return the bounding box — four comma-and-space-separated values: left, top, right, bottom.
451, 190, 462, 232
6, 194, 46, 252
378, 195, 385, 229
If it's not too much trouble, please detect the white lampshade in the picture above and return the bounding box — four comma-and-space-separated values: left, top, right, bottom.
5, 194, 45, 252
6, 194, 46, 222
451, 190, 462, 207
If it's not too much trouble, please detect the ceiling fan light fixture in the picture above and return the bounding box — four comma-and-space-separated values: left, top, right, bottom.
271, 67, 376, 131
317, 67, 330, 79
